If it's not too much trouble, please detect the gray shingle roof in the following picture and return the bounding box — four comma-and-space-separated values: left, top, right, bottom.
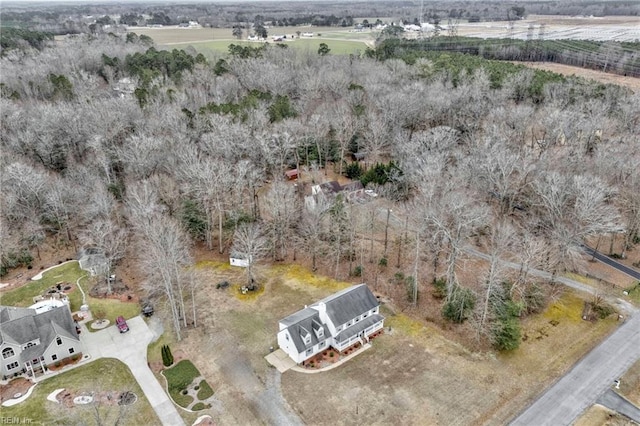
281, 308, 330, 353
0, 305, 79, 348
334, 314, 384, 343
314, 284, 379, 327
0, 306, 36, 323
20, 344, 45, 364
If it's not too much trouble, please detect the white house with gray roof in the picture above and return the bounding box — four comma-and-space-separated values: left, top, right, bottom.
277, 284, 384, 364
1, 305, 82, 379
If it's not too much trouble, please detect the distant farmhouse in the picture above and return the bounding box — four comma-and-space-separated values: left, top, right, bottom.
1, 305, 82, 379
305, 180, 366, 210
277, 284, 384, 364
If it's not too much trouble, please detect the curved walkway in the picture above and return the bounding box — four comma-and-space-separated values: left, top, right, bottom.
80, 316, 185, 426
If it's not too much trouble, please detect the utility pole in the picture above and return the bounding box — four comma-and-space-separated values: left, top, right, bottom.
384, 208, 392, 256
397, 215, 408, 268
413, 229, 419, 306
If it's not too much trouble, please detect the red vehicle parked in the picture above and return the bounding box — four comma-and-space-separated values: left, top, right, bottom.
115, 316, 129, 333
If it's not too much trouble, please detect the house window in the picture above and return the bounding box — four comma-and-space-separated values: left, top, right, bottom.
2, 348, 14, 359
306, 348, 313, 355
6, 361, 19, 370
56, 337, 62, 345
346, 322, 352, 327
355, 317, 360, 322
363, 313, 368, 318
23, 342, 37, 350
69, 348, 75, 354
285, 334, 289, 341
336, 326, 342, 332
51, 354, 58, 361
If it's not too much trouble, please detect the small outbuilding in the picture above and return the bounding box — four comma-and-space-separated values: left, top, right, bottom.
284, 169, 299, 180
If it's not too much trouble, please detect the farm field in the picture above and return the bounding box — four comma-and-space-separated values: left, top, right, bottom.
171, 38, 369, 55
516, 61, 640, 92
455, 14, 640, 41
160, 259, 620, 425
127, 25, 372, 55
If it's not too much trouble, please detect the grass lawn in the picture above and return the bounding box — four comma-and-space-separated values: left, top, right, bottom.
147, 329, 176, 365
196, 380, 214, 400
0, 261, 83, 307
162, 38, 368, 56
624, 281, 640, 304
0, 260, 141, 332
619, 358, 640, 405
162, 359, 213, 409
1, 358, 158, 425
85, 297, 141, 331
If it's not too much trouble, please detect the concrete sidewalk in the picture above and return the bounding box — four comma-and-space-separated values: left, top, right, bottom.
80, 316, 186, 426
266, 343, 372, 375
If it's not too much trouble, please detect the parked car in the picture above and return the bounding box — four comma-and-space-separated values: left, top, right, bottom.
141, 304, 154, 317
115, 316, 129, 333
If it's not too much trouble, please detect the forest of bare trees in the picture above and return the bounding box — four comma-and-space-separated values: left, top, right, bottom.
1, 28, 638, 347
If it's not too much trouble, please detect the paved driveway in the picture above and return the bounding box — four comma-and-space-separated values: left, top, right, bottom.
510, 311, 640, 426
597, 389, 640, 423
81, 316, 185, 426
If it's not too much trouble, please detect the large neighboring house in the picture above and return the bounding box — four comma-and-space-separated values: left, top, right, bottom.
277, 284, 384, 364
0, 304, 82, 378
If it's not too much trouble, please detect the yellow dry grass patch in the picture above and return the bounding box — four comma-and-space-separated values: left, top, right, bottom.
543, 292, 585, 324
502, 291, 618, 379
231, 282, 265, 301
385, 311, 429, 338
271, 263, 352, 293
194, 260, 232, 271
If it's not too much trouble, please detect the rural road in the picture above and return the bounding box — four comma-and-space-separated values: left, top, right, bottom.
510, 310, 640, 425
581, 245, 640, 281
597, 389, 640, 423
80, 316, 186, 426
464, 247, 637, 315
466, 246, 640, 424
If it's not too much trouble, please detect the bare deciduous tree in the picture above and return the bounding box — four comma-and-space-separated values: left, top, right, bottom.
232, 223, 269, 289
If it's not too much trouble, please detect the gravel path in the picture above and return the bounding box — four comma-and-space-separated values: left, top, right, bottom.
217, 341, 302, 426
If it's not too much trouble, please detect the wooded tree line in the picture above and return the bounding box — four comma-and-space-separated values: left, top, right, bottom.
372, 37, 640, 78
1, 32, 638, 348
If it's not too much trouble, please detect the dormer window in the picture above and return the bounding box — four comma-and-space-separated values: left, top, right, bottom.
56, 337, 62, 345
303, 333, 311, 345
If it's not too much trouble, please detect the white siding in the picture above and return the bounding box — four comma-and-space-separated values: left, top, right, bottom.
1, 343, 22, 377
43, 335, 81, 366
277, 330, 303, 364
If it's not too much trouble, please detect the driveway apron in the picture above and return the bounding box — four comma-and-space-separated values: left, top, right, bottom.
81, 316, 185, 426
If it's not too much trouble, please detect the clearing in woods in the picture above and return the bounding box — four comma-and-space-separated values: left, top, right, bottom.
166, 260, 619, 425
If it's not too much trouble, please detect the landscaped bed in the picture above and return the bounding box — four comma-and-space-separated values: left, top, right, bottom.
0, 358, 158, 424
162, 360, 214, 411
